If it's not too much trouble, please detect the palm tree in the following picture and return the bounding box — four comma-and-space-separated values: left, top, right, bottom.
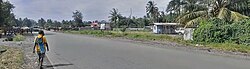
146, 1, 159, 23
173, 0, 250, 27
166, 0, 183, 15
109, 8, 122, 29
176, 0, 208, 27
211, 0, 249, 22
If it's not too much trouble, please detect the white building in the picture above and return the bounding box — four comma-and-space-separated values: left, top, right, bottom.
152, 23, 180, 34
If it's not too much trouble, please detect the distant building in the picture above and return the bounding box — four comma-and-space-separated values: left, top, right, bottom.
152, 23, 179, 34
91, 22, 99, 30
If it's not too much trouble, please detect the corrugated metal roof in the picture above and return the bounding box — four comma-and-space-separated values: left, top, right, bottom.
153, 23, 180, 25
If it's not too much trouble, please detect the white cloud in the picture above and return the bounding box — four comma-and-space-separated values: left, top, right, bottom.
8, 0, 171, 21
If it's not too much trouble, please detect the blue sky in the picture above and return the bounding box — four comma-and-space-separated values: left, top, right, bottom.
7, 0, 171, 21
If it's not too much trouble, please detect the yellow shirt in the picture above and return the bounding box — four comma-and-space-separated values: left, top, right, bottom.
34, 34, 47, 52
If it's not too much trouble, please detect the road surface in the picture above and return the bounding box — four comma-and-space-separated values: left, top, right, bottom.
44, 31, 250, 69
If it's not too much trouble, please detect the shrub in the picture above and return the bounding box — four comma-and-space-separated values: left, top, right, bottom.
13, 35, 25, 41
193, 18, 250, 45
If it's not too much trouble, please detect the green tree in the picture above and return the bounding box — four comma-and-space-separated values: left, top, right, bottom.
45, 19, 53, 28
166, 0, 183, 15
176, 0, 208, 27
0, 1, 15, 27
211, 0, 249, 22
0, 0, 3, 26
61, 20, 68, 28
109, 8, 122, 29
158, 11, 167, 23
16, 18, 23, 27
53, 20, 61, 28
143, 16, 150, 26
165, 13, 178, 23
38, 18, 46, 28
146, 1, 159, 23
23, 18, 32, 27
72, 10, 83, 27
166, 0, 250, 27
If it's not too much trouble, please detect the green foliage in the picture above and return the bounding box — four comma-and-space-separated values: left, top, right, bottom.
146, 1, 159, 23
13, 35, 25, 41
193, 18, 250, 45
167, 0, 250, 27
65, 30, 184, 44
38, 18, 46, 28
0, 1, 15, 27
72, 10, 83, 27
207, 43, 250, 53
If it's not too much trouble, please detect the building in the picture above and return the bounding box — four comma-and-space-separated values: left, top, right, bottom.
152, 23, 179, 34
91, 22, 100, 30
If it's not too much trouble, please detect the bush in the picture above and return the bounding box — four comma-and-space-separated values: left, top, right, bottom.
193, 18, 250, 45
13, 35, 25, 41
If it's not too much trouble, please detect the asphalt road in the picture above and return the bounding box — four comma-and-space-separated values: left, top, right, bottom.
44, 31, 250, 69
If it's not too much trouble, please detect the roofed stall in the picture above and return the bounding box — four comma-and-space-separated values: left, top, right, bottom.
152, 23, 179, 34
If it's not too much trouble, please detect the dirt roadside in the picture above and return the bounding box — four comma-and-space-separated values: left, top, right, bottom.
0, 34, 53, 69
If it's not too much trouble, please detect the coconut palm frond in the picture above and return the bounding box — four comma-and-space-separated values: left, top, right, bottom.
217, 7, 231, 21
231, 11, 249, 22
184, 17, 204, 28
177, 10, 207, 24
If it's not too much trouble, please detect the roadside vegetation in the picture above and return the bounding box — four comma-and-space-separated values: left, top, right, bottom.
64, 30, 191, 47
65, 29, 250, 53
65, 30, 183, 42
13, 34, 25, 41
63, 0, 250, 54
0, 46, 24, 69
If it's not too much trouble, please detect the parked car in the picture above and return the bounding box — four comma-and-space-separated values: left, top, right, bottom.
33, 27, 40, 32
175, 28, 185, 35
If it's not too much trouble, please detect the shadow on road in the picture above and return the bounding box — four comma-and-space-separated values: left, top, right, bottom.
44, 63, 74, 68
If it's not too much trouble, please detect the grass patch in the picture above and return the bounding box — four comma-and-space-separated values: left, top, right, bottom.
206, 43, 250, 53
64, 30, 191, 45
0, 46, 24, 69
13, 35, 25, 41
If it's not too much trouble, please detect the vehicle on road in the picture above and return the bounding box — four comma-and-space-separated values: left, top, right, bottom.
33, 26, 40, 32
175, 28, 185, 35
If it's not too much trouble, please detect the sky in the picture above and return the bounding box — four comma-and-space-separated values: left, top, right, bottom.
7, 0, 171, 21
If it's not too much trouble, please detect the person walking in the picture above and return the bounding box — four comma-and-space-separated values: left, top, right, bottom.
33, 30, 49, 68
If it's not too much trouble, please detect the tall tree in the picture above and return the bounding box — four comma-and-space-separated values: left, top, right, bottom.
53, 20, 61, 27
72, 10, 83, 27
109, 8, 122, 29
211, 0, 250, 22
23, 18, 32, 27
0, 0, 3, 27
168, 0, 250, 27
146, 1, 160, 23
38, 18, 46, 28
158, 11, 167, 23
176, 0, 208, 27
166, 0, 183, 15
0, 1, 15, 27
45, 19, 53, 28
